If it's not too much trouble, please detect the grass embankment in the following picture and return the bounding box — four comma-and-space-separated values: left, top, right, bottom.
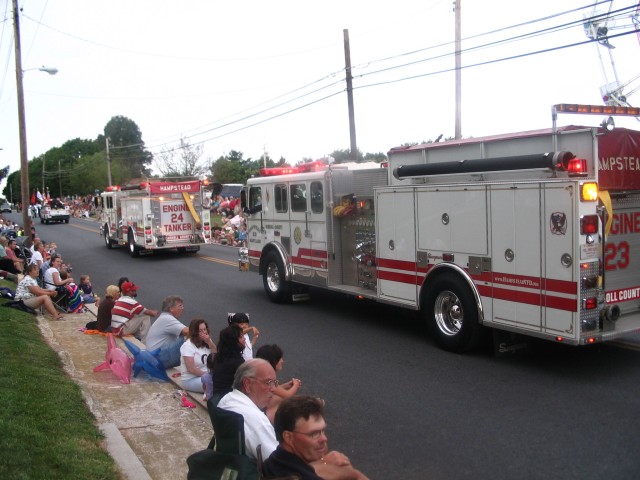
0, 286, 119, 480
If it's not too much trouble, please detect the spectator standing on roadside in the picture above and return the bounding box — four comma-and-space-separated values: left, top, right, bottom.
145, 295, 189, 368
110, 281, 158, 341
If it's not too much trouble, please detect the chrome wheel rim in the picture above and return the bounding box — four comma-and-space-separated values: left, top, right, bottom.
434, 290, 463, 336
266, 262, 280, 293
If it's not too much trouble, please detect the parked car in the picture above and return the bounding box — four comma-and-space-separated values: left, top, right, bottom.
0, 203, 12, 213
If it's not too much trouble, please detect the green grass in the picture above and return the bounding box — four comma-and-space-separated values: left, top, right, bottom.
0, 285, 119, 480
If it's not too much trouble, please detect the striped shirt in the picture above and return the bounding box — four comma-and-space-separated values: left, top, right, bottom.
111, 296, 145, 326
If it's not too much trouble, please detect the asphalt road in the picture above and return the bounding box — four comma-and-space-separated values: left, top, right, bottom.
21, 215, 640, 479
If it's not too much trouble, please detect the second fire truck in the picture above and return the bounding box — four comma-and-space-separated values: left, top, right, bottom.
100, 178, 212, 256
243, 105, 640, 352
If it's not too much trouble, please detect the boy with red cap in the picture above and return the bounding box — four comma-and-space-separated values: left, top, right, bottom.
111, 281, 159, 341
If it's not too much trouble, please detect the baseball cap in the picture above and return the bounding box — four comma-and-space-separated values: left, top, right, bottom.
227, 312, 250, 325
121, 281, 139, 294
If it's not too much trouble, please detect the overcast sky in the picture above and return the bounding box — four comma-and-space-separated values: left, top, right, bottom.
0, 0, 638, 193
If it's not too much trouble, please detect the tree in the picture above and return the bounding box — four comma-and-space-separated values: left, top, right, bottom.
328, 148, 364, 163
154, 137, 207, 178
102, 116, 152, 178
0, 166, 9, 186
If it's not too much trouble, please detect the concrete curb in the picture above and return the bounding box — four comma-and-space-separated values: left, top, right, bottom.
100, 423, 152, 480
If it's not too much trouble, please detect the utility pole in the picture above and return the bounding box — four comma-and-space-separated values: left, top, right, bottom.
343, 29, 358, 161
42, 156, 45, 195
13, 0, 31, 235
58, 158, 62, 197
106, 137, 112, 186
454, 0, 462, 139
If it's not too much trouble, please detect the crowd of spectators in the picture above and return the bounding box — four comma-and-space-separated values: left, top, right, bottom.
0, 200, 366, 479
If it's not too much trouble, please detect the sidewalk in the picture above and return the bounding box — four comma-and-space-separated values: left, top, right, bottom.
39, 308, 212, 480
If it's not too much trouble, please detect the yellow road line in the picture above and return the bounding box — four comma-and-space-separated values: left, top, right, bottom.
199, 255, 237, 267
69, 223, 100, 234
610, 340, 640, 352
70, 223, 238, 267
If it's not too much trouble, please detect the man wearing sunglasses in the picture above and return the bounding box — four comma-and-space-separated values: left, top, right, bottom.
263, 395, 368, 480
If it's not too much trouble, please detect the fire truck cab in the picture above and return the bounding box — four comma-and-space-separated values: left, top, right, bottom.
245, 111, 640, 352
100, 179, 212, 256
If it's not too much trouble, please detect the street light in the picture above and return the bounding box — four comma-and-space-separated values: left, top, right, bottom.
13, 0, 57, 235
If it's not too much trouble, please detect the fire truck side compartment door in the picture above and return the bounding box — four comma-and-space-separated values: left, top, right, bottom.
376, 189, 417, 304
490, 185, 543, 330
416, 186, 488, 255
542, 184, 576, 337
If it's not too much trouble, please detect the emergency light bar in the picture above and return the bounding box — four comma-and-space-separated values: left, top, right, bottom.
553, 103, 640, 116
260, 159, 331, 177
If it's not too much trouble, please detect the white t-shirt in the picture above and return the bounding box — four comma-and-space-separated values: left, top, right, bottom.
43, 267, 59, 290
30, 250, 43, 266
179, 339, 211, 382
217, 389, 278, 461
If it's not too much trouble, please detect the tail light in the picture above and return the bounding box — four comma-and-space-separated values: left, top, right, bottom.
567, 158, 588, 176
580, 183, 598, 201
581, 215, 598, 235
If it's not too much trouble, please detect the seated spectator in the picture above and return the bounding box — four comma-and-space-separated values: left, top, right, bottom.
110, 281, 158, 341
29, 241, 46, 276
78, 275, 97, 304
263, 396, 369, 480
212, 223, 222, 243
15, 262, 63, 321
0, 236, 21, 275
95, 285, 120, 332
228, 312, 260, 361
145, 295, 189, 368
225, 225, 238, 246
217, 358, 279, 462
201, 353, 214, 402
180, 318, 216, 393
43, 254, 75, 290
5, 238, 25, 274
210, 324, 245, 406
256, 344, 302, 424
59, 270, 84, 313
118, 276, 133, 295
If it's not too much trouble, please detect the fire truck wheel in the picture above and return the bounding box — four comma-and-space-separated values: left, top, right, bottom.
263, 251, 292, 303
128, 230, 140, 257
425, 273, 482, 352
103, 225, 113, 249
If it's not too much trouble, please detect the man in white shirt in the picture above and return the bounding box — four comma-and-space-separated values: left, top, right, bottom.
145, 295, 189, 368
217, 359, 278, 461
